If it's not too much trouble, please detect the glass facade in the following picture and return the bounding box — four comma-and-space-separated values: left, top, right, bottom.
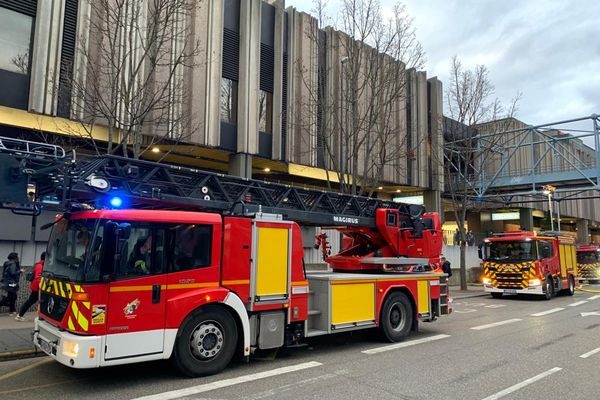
258, 90, 272, 133
220, 77, 238, 124
0, 8, 32, 74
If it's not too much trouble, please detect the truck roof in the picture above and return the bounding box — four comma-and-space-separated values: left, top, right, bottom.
69, 209, 223, 224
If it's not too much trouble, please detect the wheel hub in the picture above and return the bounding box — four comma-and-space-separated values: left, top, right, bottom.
389, 304, 405, 331
191, 322, 224, 360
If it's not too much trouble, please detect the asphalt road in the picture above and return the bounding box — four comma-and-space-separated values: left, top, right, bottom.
1, 286, 600, 400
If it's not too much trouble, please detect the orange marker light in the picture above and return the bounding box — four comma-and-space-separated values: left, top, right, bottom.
72, 293, 89, 302
89, 348, 95, 359
205, 295, 211, 302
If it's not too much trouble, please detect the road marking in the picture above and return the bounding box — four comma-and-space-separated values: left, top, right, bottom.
581, 311, 600, 317
579, 347, 600, 359
485, 304, 506, 309
454, 309, 477, 313
0, 358, 52, 382
531, 308, 564, 317
569, 301, 588, 307
588, 295, 600, 300
480, 367, 562, 400
470, 319, 522, 331
362, 334, 451, 355
130, 361, 323, 400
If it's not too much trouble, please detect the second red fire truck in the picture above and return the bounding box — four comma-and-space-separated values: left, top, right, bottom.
0, 137, 449, 377
480, 231, 578, 299
576, 244, 600, 282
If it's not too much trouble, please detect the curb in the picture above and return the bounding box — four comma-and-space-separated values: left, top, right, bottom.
0, 348, 45, 362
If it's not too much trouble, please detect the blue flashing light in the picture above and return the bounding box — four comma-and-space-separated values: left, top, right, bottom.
109, 196, 123, 208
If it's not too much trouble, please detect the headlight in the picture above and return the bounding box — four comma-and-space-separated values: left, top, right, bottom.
529, 279, 541, 286
62, 341, 79, 358
483, 277, 491, 285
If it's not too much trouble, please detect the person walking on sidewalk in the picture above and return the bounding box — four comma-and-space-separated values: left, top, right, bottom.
0, 252, 22, 315
15, 252, 44, 322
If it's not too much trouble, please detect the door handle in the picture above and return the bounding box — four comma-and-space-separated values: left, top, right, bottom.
152, 284, 161, 304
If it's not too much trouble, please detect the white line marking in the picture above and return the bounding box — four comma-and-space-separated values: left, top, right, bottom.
362, 334, 451, 355
580, 347, 600, 359
588, 295, 600, 300
531, 308, 564, 317
129, 361, 323, 400
481, 367, 562, 400
470, 318, 522, 330
569, 300, 588, 307
485, 304, 506, 309
454, 309, 477, 313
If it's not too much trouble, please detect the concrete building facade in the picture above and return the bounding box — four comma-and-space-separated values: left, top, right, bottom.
0, 0, 444, 265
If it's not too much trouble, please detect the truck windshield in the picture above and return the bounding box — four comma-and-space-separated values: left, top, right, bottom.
577, 251, 599, 264
483, 240, 537, 262
45, 218, 104, 283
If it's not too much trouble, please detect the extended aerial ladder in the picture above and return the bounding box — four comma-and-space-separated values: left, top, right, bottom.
0, 136, 443, 272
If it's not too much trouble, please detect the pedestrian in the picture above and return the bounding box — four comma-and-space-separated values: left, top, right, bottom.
467, 230, 475, 246
453, 229, 459, 246
15, 252, 44, 322
440, 256, 452, 278
0, 252, 22, 315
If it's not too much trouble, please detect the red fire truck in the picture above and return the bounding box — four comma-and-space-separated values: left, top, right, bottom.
576, 244, 600, 282
0, 137, 449, 377
480, 231, 578, 300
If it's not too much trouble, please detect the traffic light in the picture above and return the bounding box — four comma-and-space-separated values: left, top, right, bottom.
0, 153, 29, 204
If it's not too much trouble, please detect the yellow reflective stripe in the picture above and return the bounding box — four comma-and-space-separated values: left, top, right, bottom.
74, 285, 82, 293
166, 283, 219, 290
65, 284, 73, 298
221, 280, 250, 285
82, 301, 91, 310
68, 317, 75, 330
110, 285, 156, 292
58, 283, 66, 298
71, 301, 89, 332
52, 281, 59, 295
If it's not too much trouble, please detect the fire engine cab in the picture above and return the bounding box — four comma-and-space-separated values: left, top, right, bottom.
480, 231, 578, 300
0, 136, 450, 377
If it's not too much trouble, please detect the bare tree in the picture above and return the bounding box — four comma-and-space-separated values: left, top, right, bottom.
295, 0, 425, 195
66, 0, 202, 158
444, 55, 521, 290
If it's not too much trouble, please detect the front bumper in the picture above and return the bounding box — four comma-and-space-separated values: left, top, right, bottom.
483, 284, 544, 295
33, 318, 101, 369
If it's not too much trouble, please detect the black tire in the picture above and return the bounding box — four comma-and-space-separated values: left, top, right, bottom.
566, 275, 575, 296
491, 292, 503, 299
380, 292, 414, 342
172, 305, 238, 377
543, 276, 553, 300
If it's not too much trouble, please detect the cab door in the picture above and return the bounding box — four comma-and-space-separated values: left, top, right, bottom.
105, 223, 167, 361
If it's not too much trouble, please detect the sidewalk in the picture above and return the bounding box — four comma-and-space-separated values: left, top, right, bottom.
449, 284, 488, 299
0, 312, 41, 361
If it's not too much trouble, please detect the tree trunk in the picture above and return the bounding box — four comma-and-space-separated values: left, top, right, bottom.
460, 241, 468, 291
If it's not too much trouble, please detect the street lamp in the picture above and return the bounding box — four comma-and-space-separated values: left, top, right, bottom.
542, 185, 556, 231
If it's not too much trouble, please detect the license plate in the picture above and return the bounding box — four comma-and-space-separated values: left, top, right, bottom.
503, 289, 517, 294
37, 337, 52, 355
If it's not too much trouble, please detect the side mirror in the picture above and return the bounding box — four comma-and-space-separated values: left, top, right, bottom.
478, 245, 483, 259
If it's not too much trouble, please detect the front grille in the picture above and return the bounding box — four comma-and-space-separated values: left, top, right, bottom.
39, 292, 69, 322
495, 273, 526, 288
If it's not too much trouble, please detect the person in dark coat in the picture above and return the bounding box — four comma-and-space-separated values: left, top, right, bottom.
0, 253, 22, 315
440, 256, 452, 278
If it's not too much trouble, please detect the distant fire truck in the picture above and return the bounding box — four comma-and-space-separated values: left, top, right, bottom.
0, 137, 449, 377
480, 231, 578, 299
576, 244, 600, 283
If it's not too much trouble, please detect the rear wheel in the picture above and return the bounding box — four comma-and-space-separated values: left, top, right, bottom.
380, 292, 413, 342
543, 276, 553, 300
565, 275, 575, 296
172, 305, 238, 377
491, 292, 503, 299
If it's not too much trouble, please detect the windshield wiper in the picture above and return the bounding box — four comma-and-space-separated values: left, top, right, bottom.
42, 271, 71, 281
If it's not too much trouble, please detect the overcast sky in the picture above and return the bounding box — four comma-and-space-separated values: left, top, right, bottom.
286, 0, 600, 132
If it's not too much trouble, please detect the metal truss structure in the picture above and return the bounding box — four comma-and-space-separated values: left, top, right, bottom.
446, 114, 600, 205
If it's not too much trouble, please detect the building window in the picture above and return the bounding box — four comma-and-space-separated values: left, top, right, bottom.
259, 90, 273, 133
220, 78, 238, 124
0, 8, 32, 75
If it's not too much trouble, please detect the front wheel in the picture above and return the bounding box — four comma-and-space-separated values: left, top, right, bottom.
380, 292, 414, 342
172, 305, 238, 377
543, 276, 554, 300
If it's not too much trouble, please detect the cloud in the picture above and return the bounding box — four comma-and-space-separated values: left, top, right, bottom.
286, 0, 600, 126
